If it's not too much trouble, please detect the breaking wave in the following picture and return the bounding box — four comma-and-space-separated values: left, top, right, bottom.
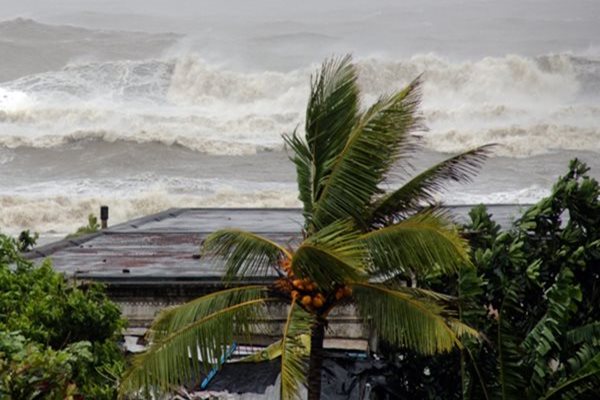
1, 53, 600, 156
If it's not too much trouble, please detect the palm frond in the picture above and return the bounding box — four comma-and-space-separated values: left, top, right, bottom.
292, 220, 367, 289
280, 300, 315, 400
239, 339, 284, 363
362, 210, 471, 277
306, 55, 360, 196
238, 334, 312, 364
352, 282, 477, 355
283, 129, 314, 222
368, 145, 493, 225
119, 291, 275, 398
283, 55, 360, 223
201, 229, 291, 280
151, 285, 270, 340
310, 77, 422, 230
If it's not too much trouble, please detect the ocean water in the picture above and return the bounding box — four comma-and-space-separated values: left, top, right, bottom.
1, 0, 600, 240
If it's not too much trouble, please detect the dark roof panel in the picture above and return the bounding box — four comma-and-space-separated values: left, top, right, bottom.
27, 205, 525, 281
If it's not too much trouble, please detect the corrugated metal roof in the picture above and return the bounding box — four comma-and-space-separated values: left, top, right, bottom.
24, 205, 527, 348
27, 205, 526, 282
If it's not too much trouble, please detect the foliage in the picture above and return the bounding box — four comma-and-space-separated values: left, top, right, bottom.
0, 331, 89, 399
459, 159, 600, 399
280, 301, 315, 400
120, 55, 489, 399
121, 286, 271, 397
17, 229, 39, 252
66, 213, 100, 239
384, 159, 600, 399
0, 233, 126, 399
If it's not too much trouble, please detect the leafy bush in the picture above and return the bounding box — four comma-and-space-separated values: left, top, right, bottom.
459, 159, 600, 399
379, 159, 600, 399
0, 234, 126, 399
0, 332, 89, 399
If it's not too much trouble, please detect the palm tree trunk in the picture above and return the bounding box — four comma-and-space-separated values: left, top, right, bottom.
307, 319, 325, 400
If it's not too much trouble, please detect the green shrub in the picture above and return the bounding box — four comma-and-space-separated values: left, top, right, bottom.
0, 234, 126, 399
379, 159, 600, 399
458, 159, 600, 399
0, 332, 89, 399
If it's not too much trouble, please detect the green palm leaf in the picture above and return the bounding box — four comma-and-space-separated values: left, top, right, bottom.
284, 129, 314, 222
151, 285, 271, 340
368, 145, 493, 225
310, 77, 422, 230
280, 300, 315, 400
305, 55, 360, 198
292, 220, 367, 289
362, 210, 471, 277
119, 289, 275, 398
238, 335, 312, 364
202, 229, 291, 280
284, 55, 360, 223
352, 282, 478, 355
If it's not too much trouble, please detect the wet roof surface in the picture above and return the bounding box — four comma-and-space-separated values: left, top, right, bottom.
28, 206, 525, 281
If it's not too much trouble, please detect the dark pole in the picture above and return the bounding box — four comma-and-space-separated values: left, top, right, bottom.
100, 205, 109, 229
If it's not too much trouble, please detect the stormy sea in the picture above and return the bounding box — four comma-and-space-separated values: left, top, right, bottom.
1, 0, 600, 241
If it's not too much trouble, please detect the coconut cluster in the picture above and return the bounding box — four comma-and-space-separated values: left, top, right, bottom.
276, 257, 352, 312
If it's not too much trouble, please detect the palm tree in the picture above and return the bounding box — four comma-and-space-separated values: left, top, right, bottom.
119, 55, 491, 400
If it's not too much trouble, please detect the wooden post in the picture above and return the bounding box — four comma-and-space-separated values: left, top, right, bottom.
100, 206, 109, 229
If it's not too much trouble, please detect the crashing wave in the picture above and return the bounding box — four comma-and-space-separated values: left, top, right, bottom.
0, 53, 599, 157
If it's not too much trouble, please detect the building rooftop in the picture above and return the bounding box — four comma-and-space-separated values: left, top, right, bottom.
28, 208, 303, 282
24, 205, 527, 348
27, 205, 524, 283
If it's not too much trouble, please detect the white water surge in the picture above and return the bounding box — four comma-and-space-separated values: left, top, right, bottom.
1, 53, 599, 157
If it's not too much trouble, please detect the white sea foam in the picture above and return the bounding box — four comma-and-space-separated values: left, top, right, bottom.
0, 88, 35, 111
0, 178, 553, 238
0, 148, 14, 164
0, 178, 301, 237
443, 185, 551, 206
0, 53, 598, 157
422, 124, 600, 156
